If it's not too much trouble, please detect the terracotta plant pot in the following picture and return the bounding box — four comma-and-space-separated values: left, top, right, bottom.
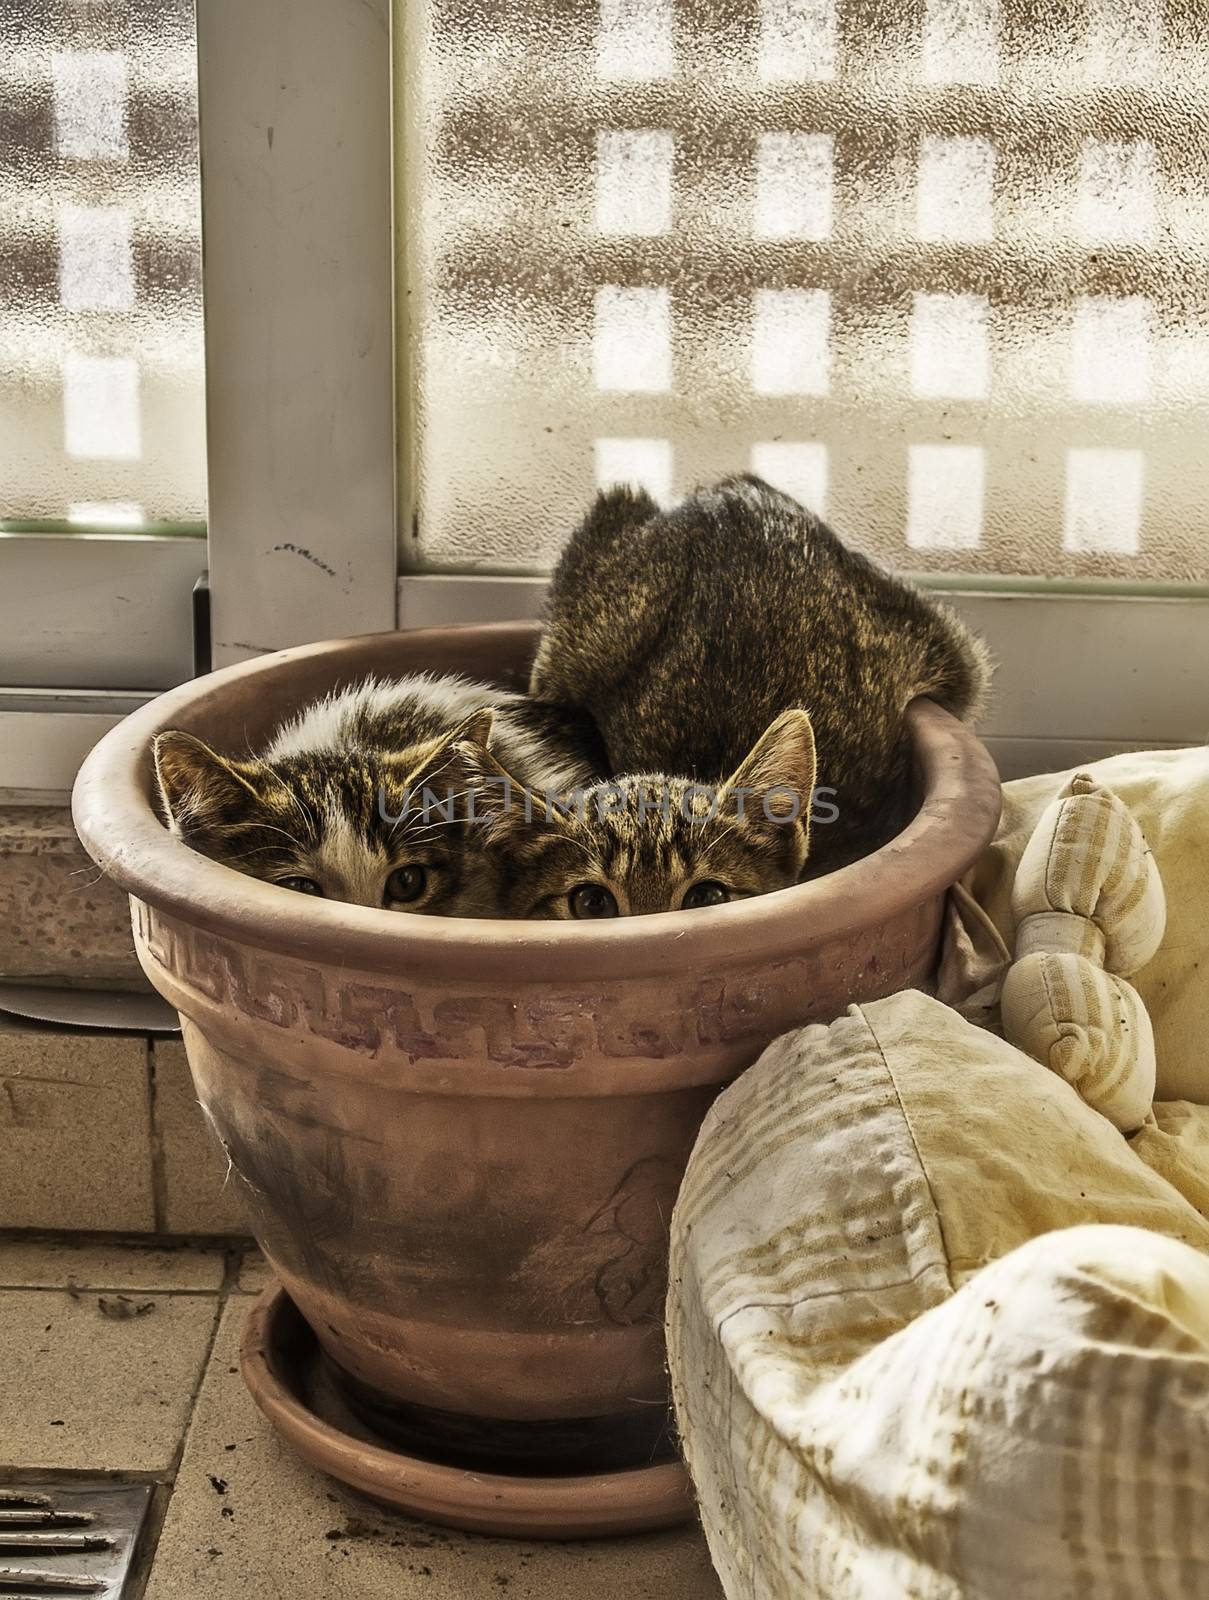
73, 624, 1000, 1482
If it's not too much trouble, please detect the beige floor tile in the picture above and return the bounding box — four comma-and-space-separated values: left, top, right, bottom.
152, 1040, 250, 1236
146, 1300, 723, 1600
234, 1248, 272, 1295
0, 1237, 227, 1292
0, 1029, 155, 1232
0, 1286, 220, 1472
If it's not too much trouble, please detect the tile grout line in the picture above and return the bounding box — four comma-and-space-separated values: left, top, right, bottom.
125, 1245, 245, 1597
175, 1286, 230, 1476
0, 1229, 252, 1246
0, 1282, 227, 1296
147, 1036, 170, 1233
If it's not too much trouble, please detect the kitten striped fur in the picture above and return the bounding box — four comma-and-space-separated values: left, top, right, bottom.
264, 673, 594, 792
527, 474, 992, 906
457, 708, 818, 919
154, 674, 604, 914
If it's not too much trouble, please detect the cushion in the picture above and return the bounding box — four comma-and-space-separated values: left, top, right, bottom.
1131, 1100, 1209, 1219
668, 990, 1209, 1599
968, 747, 1209, 1103
997, 774, 1165, 1132
773, 1225, 1209, 1599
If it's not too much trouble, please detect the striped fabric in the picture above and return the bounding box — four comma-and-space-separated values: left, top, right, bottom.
1011, 774, 1166, 974
668, 989, 1209, 1599
968, 746, 1209, 1105
1000, 773, 1166, 1132
1004, 952, 1157, 1131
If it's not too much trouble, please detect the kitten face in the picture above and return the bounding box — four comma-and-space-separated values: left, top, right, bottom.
153, 710, 504, 916
464, 710, 818, 919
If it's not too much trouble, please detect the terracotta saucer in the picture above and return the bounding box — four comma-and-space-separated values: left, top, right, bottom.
240, 1284, 698, 1540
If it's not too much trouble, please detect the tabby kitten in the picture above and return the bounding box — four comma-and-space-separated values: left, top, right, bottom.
520, 474, 990, 915
457, 708, 816, 918
153, 674, 603, 915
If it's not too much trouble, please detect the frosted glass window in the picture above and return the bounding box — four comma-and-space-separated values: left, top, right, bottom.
596, 132, 674, 237
911, 294, 989, 400
1077, 142, 1157, 247
757, 0, 838, 84
1082, 0, 1161, 88
751, 290, 831, 396
69, 500, 146, 528
1070, 298, 1152, 406
755, 134, 834, 242
751, 442, 828, 517
593, 288, 672, 392
398, 0, 1209, 582
917, 138, 996, 244
907, 445, 985, 551
597, 0, 675, 82
921, 0, 1000, 87
595, 438, 674, 503
1064, 449, 1145, 555
52, 52, 129, 161
2, 0, 206, 526
63, 355, 141, 459
58, 206, 136, 312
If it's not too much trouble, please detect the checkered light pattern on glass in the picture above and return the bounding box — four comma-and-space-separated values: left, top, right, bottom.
400, 0, 1208, 580
0, 1, 205, 527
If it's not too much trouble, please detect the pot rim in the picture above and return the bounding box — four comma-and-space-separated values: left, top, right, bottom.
72, 622, 1002, 984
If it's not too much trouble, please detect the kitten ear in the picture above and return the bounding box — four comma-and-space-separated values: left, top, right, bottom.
724, 709, 817, 827
450, 736, 531, 838
401, 708, 496, 794
154, 731, 263, 827
455, 707, 494, 747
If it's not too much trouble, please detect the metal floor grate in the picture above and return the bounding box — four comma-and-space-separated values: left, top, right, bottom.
0, 1484, 152, 1597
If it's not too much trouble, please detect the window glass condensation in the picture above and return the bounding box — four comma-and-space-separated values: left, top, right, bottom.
0, 0, 205, 529
398, 0, 1209, 581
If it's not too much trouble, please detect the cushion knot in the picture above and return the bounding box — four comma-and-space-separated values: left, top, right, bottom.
1016, 910, 1106, 964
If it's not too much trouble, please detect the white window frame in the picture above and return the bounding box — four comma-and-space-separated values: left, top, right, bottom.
0, 533, 205, 692
5, 0, 1207, 797
196, 0, 396, 670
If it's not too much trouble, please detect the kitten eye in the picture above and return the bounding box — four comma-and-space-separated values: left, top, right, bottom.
276, 876, 323, 897
568, 883, 619, 920
682, 880, 730, 910
386, 864, 427, 904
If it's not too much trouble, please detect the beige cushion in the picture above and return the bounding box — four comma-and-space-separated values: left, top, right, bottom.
1131, 1100, 1209, 1219
997, 774, 1165, 1132
668, 990, 1209, 1599
787, 1225, 1209, 1599
1009, 775, 1166, 973
968, 747, 1209, 1103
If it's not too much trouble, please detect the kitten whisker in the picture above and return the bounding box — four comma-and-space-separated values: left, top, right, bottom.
239, 821, 311, 853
